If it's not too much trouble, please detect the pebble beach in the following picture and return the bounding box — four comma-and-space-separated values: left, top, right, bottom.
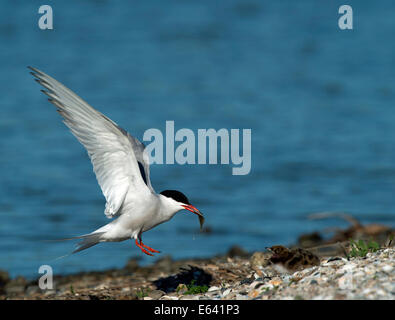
1, 244, 393, 300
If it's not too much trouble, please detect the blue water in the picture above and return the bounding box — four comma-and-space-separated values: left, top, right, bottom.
1, 1, 395, 279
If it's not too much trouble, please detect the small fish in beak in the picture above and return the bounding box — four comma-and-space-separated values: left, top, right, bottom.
182, 204, 205, 231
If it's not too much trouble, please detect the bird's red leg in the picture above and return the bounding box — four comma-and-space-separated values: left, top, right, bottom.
135, 239, 153, 256
140, 241, 161, 253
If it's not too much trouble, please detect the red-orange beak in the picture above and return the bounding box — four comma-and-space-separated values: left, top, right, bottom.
182, 204, 205, 230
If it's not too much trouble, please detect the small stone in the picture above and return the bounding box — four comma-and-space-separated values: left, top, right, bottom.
382, 265, 393, 273
143, 296, 153, 300
249, 281, 263, 289
240, 278, 253, 285
179, 295, 194, 300
208, 286, 220, 292
223, 292, 237, 299
327, 257, 342, 263
248, 289, 260, 298
222, 288, 232, 296
268, 278, 282, 286
160, 295, 179, 300
94, 284, 108, 290
235, 294, 249, 300
149, 290, 165, 299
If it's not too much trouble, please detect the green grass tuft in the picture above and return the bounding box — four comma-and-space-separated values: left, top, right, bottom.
348, 239, 380, 258
136, 288, 149, 298
184, 280, 209, 295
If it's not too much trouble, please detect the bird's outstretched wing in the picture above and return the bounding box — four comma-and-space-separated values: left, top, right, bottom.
127, 134, 154, 192
29, 66, 154, 218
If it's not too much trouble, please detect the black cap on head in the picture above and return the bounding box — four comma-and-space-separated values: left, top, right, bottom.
160, 190, 190, 205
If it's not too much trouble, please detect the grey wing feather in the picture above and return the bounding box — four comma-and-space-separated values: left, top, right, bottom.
29, 66, 153, 218
128, 135, 154, 193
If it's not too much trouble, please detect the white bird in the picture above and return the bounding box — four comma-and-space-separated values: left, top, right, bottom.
29, 66, 204, 256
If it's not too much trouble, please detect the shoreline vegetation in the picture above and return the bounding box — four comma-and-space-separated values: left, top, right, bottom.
0, 213, 394, 300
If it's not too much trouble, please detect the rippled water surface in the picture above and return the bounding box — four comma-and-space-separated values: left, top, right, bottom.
0, 1, 395, 278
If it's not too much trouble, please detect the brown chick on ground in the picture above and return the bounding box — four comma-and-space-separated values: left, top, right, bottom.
267, 245, 320, 274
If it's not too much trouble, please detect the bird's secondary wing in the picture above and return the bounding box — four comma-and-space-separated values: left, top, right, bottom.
29, 67, 153, 218
127, 134, 154, 193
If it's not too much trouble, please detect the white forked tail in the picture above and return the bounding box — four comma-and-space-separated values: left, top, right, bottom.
55, 222, 114, 255
72, 232, 106, 254
49, 231, 107, 261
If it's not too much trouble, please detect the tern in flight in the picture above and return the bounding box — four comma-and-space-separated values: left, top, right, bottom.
29, 67, 204, 256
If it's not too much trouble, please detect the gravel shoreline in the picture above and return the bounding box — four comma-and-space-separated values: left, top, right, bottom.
1, 245, 393, 300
